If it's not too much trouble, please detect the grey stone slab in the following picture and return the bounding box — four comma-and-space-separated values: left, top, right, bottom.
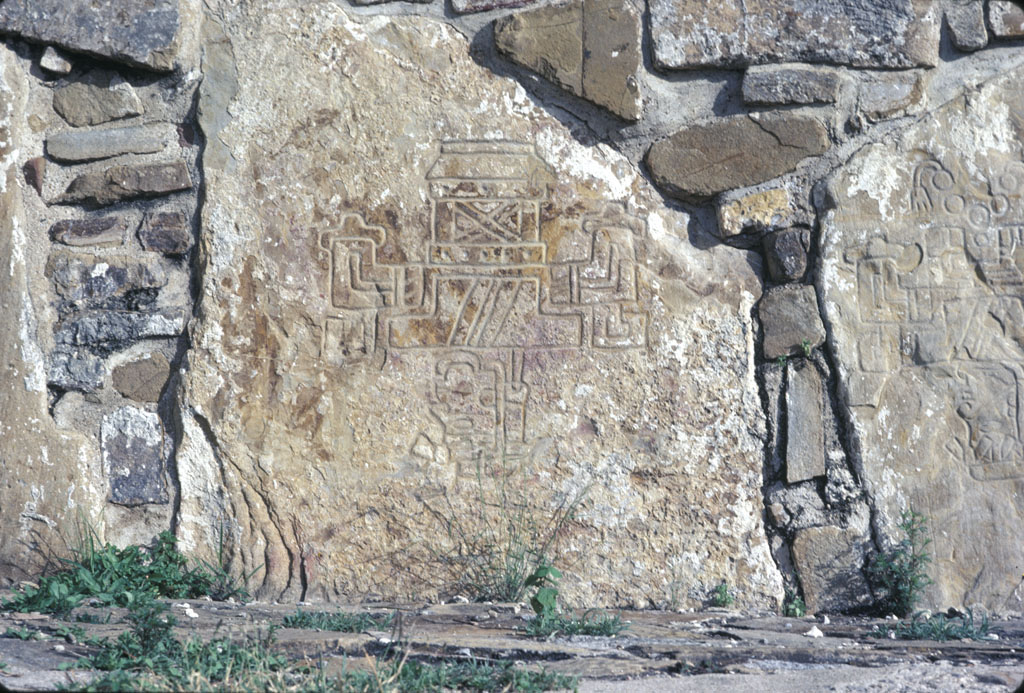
0, 0, 183, 72
742, 64, 841, 106
764, 228, 807, 283
989, 0, 1024, 37
101, 406, 168, 505
758, 284, 825, 360
791, 526, 872, 613
646, 113, 829, 202
55, 308, 186, 352
650, 0, 939, 70
138, 210, 193, 254
58, 161, 192, 206
49, 216, 129, 247
46, 251, 166, 314
46, 124, 171, 163
785, 362, 825, 484
858, 71, 927, 122
52, 71, 143, 127
48, 347, 104, 392
495, 3, 583, 95
945, 1, 988, 51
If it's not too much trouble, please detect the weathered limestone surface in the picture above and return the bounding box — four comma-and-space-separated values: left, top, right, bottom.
646, 114, 829, 202
650, 0, 939, 70
46, 124, 171, 163
182, 2, 782, 608
989, 1, 1024, 37
820, 66, 1024, 611
741, 64, 841, 106
51, 71, 144, 127
0, 46, 104, 582
0, 0, 185, 71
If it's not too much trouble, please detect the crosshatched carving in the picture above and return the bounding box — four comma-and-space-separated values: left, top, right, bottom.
840, 155, 1024, 480
317, 140, 649, 473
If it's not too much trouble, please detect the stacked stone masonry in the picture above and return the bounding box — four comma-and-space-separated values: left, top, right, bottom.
0, 0, 1021, 617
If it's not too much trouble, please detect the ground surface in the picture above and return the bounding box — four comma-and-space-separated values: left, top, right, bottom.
0, 601, 1021, 691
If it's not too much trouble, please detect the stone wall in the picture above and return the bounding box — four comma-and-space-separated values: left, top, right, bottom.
0, 0, 1021, 614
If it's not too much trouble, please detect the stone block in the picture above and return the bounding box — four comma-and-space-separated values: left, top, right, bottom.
22, 157, 44, 195
763, 228, 807, 282
48, 348, 104, 392
112, 353, 171, 403
46, 251, 166, 314
52, 71, 143, 127
759, 284, 825, 360
650, 0, 939, 70
791, 526, 872, 613
58, 161, 192, 206
101, 407, 168, 506
647, 113, 829, 202
50, 217, 128, 248
945, 1, 988, 51
742, 64, 841, 106
858, 71, 927, 122
495, 0, 641, 120
55, 309, 186, 353
717, 187, 792, 238
46, 124, 170, 163
0, 0, 184, 71
453, 0, 538, 13
989, 1, 1024, 37
785, 362, 825, 484
820, 65, 1024, 610
39, 46, 72, 75
139, 211, 193, 255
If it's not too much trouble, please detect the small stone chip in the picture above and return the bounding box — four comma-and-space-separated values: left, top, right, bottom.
139, 211, 193, 254
58, 161, 193, 206
39, 46, 72, 74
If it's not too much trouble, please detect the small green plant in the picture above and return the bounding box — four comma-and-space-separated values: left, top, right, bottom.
867, 508, 933, 617
522, 565, 627, 638
2, 528, 253, 616
776, 355, 787, 367
783, 591, 806, 618
870, 609, 990, 642
282, 609, 394, 632
3, 627, 44, 641
710, 582, 734, 608
801, 338, 812, 357
339, 654, 578, 692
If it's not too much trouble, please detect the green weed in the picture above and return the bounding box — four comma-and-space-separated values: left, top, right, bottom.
870, 609, 990, 641
783, 591, 806, 618
710, 582, 734, 608
337, 654, 578, 692
2, 530, 250, 616
801, 339, 812, 357
522, 565, 627, 638
3, 626, 44, 641
868, 508, 933, 617
282, 610, 394, 632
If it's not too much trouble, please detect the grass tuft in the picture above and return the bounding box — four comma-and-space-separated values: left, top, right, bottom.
869, 609, 990, 642
282, 610, 394, 632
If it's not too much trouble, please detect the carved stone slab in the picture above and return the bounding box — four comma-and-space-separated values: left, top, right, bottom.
183, 2, 781, 608
820, 65, 1024, 611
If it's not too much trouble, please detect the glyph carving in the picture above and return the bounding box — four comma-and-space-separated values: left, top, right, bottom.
840, 156, 1024, 480
318, 141, 648, 473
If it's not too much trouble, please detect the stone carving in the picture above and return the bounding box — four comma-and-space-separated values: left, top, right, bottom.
319, 141, 647, 474
840, 157, 1024, 481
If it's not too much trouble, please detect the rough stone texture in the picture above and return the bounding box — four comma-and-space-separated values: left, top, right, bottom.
39, 47, 71, 75
858, 71, 927, 123
989, 0, 1024, 37
453, 0, 538, 13
495, 0, 642, 120
741, 64, 841, 106
139, 211, 193, 254
717, 188, 792, 239
820, 66, 1024, 611
21, 156, 43, 194
649, 0, 939, 70
0, 45, 105, 581
759, 285, 825, 360
791, 526, 872, 613
0, 0, 184, 72
55, 309, 186, 353
112, 353, 171, 403
763, 228, 807, 282
945, 1, 989, 51
46, 124, 171, 163
181, 2, 782, 609
785, 362, 825, 483
45, 252, 166, 314
646, 114, 830, 202
49, 217, 128, 247
101, 407, 167, 506
58, 161, 192, 206
48, 348, 104, 392
51, 71, 144, 127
